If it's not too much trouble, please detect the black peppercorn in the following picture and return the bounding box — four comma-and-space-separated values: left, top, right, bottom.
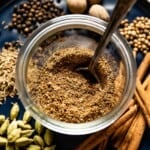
9, 0, 64, 36
12, 17, 17, 23
24, 27, 30, 33
22, 13, 28, 18
17, 24, 22, 30
22, 24, 26, 28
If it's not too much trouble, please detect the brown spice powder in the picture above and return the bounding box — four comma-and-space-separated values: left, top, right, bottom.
27, 47, 124, 123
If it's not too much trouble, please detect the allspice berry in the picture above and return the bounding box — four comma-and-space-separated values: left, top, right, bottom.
88, 0, 101, 5
67, 0, 87, 13
89, 4, 110, 21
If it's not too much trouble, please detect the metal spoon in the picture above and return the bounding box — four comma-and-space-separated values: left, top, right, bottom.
76, 0, 137, 83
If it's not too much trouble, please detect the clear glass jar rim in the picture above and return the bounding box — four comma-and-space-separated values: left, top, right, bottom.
16, 14, 136, 135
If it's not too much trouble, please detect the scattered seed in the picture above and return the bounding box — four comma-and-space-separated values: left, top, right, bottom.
23, 111, 31, 123
0, 115, 5, 125
10, 103, 20, 120
7, 119, 18, 135
35, 120, 44, 135
9, 0, 64, 36
21, 129, 34, 137
8, 128, 21, 143
44, 129, 53, 146
0, 119, 10, 135
0, 43, 19, 102
44, 145, 56, 150
17, 120, 32, 129
33, 135, 44, 148
0, 136, 8, 146
6, 143, 14, 150
27, 144, 41, 150
119, 17, 150, 54
15, 137, 33, 147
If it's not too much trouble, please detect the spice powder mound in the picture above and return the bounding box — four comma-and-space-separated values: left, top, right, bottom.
27, 47, 124, 123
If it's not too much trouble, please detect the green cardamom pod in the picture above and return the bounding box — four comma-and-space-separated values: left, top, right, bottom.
0, 115, 5, 125
0, 136, 8, 146
27, 144, 41, 150
0, 118, 9, 135
10, 103, 20, 120
7, 119, 17, 135
23, 111, 31, 123
15, 137, 33, 147
8, 128, 21, 143
44, 129, 53, 146
21, 129, 34, 137
33, 135, 44, 148
35, 120, 44, 135
17, 120, 32, 129
44, 145, 56, 150
6, 143, 14, 150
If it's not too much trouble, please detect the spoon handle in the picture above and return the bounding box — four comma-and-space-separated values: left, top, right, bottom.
89, 0, 137, 69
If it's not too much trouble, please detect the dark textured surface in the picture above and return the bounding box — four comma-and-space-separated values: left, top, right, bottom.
0, 0, 150, 150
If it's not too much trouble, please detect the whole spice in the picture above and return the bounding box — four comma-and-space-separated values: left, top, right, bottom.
67, 0, 87, 13
9, 0, 64, 36
76, 104, 138, 150
0, 103, 55, 149
0, 115, 5, 125
44, 145, 56, 150
76, 51, 150, 150
6, 143, 14, 150
23, 111, 32, 123
15, 137, 33, 147
21, 129, 34, 137
35, 120, 44, 135
33, 135, 44, 148
0, 119, 10, 135
0, 136, 8, 146
44, 129, 53, 146
17, 120, 32, 130
27, 144, 41, 150
0, 43, 19, 102
7, 128, 21, 143
119, 17, 150, 54
7, 120, 18, 135
89, 4, 110, 21
10, 103, 19, 120
135, 53, 150, 126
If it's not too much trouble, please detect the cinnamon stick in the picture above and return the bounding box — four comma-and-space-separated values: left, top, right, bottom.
127, 99, 135, 108
137, 52, 150, 81
98, 139, 108, 150
143, 75, 150, 89
111, 113, 136, 148
134, 90, 150, 126
136, 79, 150, 125
76, 105, 138, 150
127, 112, 145, 150
119, 112, 140, 150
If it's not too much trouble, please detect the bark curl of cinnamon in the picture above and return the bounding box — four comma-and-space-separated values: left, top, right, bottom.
76, 52, 150, 150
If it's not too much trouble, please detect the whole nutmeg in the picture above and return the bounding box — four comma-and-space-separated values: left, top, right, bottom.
88, 0, 101, 5
89, 4, 110, 21
67, 0, 87, 13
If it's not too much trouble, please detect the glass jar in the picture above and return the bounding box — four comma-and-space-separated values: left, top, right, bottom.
16, 15, 136, 135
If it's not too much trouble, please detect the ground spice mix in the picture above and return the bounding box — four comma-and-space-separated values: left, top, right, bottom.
27, 47, 124, 123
